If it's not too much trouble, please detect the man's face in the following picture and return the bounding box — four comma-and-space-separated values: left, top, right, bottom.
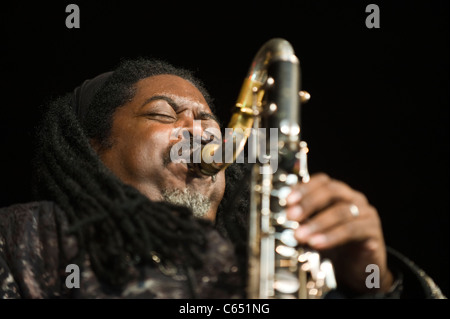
94, 74, 226, 220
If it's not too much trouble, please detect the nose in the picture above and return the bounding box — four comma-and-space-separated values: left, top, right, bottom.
176, 117, 212, 168
180, 126, 214, 147
179, 115, 213, 145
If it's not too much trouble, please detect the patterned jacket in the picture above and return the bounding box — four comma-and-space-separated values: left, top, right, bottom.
0, 201, 445, 299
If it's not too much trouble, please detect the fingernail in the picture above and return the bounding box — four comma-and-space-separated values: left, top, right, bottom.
286, 190, 302, 205
308, 234, 327, 247
296, 225, 312, 240
286, 205, 303, 220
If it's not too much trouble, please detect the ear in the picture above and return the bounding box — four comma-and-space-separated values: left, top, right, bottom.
89, 138, 103, 154
89, 137, 115, 157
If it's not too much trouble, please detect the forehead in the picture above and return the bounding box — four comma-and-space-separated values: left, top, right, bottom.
133, 74, 210, 111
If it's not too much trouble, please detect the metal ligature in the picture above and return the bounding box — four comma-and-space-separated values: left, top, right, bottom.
193, 38, 337, 299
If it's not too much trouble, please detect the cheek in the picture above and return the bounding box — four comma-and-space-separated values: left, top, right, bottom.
132, 128, 173, 172
113, 122, 173, 179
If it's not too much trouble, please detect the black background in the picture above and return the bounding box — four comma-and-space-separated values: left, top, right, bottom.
1, 1, 448, 297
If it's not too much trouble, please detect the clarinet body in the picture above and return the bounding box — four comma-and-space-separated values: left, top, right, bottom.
192, 38, 337, 299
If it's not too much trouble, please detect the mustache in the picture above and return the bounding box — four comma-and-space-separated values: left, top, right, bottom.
163, 133, 216, 167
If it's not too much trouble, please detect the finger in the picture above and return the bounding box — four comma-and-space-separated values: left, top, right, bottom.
286, 173, 331, 206
294, 202, 364, 243
285, 173, 331, 220
305, 216, 380, 250
291, 179, 368, 222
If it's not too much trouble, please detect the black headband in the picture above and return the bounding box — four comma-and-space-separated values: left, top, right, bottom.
71, 71, 113, 123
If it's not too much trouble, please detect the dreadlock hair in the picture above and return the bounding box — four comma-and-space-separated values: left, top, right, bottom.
32, 57, 250, 293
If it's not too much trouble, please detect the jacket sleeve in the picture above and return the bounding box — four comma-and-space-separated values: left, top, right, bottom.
325, 246, 446, 299
0, 201, 68, 299
385, 246, 446, 299
0, 224, 22, 298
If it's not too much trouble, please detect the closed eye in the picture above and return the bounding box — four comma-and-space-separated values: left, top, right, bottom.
145, 113, 177, 123
197, 111, 220, 127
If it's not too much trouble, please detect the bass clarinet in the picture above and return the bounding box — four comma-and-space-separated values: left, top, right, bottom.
193, 38, 337, 299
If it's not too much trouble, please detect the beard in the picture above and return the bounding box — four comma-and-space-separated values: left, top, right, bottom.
161, 139, 213, 218
162, 188, 212, 219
